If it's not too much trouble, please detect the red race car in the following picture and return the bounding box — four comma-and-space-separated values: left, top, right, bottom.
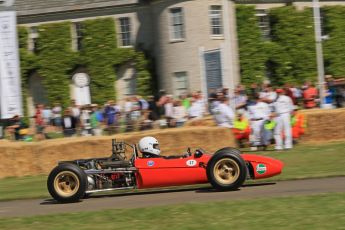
47, 137, 284, 203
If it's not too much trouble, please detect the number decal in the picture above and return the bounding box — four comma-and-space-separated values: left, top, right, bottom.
186, 160, 197, 167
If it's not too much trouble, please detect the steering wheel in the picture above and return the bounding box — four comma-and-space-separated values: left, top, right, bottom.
194, 148, 205, 158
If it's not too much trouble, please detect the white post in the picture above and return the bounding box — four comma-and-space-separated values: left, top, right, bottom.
313, 0, 325, 106
222, 0, 234, 93
0, 1, 22, 119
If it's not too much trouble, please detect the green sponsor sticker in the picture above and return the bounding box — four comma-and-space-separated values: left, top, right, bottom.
256, 164, 267, 174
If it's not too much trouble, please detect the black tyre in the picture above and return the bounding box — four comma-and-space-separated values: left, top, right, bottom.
207, 148, 247, 191
47, 163, 87, 203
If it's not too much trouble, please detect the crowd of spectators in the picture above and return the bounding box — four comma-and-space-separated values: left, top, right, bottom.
3, 90, 209, 141
210, 76, 345, 150
2, 75, 345, 144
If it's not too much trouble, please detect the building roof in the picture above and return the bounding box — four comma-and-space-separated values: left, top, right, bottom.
14, 0, 139, 16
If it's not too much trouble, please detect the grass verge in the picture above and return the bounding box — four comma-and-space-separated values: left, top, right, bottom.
0, 141, 345, 201
0, 192, 344, 229
249, 141, 345, 181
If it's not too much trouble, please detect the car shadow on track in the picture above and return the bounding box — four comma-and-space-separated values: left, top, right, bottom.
40, 182, 276, 205
195, 182, 276, 193
40, 186, 211, 205
243, 182, 276, 187
40, 199, 82, 205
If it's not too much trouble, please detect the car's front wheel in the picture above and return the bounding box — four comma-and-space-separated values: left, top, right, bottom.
47, 163, 87, 203
206, 148, 247, 191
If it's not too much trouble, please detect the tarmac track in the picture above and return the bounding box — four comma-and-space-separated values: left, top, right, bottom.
0, 176, 344, 218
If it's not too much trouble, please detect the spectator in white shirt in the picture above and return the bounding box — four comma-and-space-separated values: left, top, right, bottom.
80, 105, 92, 136
189, 91, 206, 119
233, 88, 248, 114
52, 102, 62, 128
173, 100, 187, 127
164, 95, 174, 127
70, 99, 80, 116
213, 96, 235, 128
248, 95, 271, 149
42, 105, 52, 126
124, 97, 133, 132
260, 85, 277, 102
273, 88, 294, 150
62, 109, 77, 137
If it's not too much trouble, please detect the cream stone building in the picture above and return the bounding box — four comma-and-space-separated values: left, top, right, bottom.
5, 0, 239, 107
3, 0, 345, 108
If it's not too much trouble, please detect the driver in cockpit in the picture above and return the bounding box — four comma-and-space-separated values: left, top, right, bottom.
138, 136, 162, 158
138, 136, 204, 159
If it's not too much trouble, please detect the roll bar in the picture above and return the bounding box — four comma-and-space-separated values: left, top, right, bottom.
111, 139, 139, 161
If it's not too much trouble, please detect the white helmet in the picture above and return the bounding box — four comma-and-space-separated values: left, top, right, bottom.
138, 136, 161, 156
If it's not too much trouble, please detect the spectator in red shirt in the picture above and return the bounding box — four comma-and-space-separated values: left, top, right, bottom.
34, 104, 45, 140
284, 83, 297, 105
303, 82, 318, 109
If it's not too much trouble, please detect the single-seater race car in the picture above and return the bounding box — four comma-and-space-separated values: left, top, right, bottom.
47, 139, 284, 202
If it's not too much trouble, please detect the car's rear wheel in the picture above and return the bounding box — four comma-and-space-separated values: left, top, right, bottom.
207, 148, 246, 191
47, 164, 87, 202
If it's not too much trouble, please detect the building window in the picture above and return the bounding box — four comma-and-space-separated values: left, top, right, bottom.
28, 27, 38, 53
173, 72, 188, 96
169, 8, 185, 41
119, 17, 132, 47
209, 5, 223, 36
255, 9, 270, 40
72, 22, 83, 51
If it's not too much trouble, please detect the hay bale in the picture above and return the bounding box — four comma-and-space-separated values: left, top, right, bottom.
300, 108, 345, 142
184, 116, 217, 127
2, 108, 344, 179
0, 127, 235, 179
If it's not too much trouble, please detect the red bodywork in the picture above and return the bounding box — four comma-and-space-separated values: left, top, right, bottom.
134, 153, 283, 189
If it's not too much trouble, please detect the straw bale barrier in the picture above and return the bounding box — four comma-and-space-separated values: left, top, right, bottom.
185, 109, 345, 142
0, 127, 235, 179
0, 109, 344, 179
300, 108, 345, 142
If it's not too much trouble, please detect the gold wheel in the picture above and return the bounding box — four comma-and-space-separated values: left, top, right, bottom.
53, 171, 80, 198
213, 158, 240, 185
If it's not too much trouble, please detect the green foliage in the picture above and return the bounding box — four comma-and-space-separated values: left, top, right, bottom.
18, 26, 28, 50
135, 52, 152, 96
18, 27, 39, 120
18, 27, 40, 80
269, 6, 317, 85
262, 42, 291, 86
236, 6, 317, 86
323, 6, 345, 77
18, 18, 152, 109
80, 18, 152, 103
81, 18, 118, 104
236, 5, 267, 86
37, 22, 76, 107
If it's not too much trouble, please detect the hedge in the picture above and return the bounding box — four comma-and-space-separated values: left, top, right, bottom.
18, 18, 152, 109
323, 6, 345, 77
80, 18, 118, 104
37, 22, 76, 108
269, 6, 317, 85
18, 27, 39, 119
236, 5, 267, 86
236, 5, 345, 86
